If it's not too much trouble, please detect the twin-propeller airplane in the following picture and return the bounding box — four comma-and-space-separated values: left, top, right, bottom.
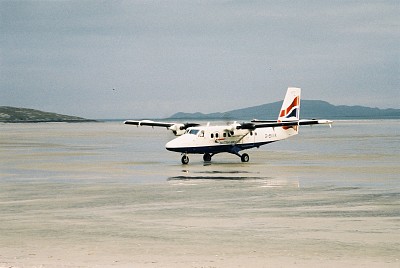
125, 87, 333, 164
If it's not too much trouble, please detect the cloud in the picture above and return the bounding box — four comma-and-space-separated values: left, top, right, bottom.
1, 1, 398, 118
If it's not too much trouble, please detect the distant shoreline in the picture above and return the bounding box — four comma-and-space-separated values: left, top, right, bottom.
2, 100, 399, 123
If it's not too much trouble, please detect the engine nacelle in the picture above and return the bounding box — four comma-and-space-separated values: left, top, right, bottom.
168, 124, 186, 136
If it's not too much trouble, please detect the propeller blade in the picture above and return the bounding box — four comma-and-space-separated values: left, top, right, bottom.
179, 123, 201, 130
237, 122, 256, 130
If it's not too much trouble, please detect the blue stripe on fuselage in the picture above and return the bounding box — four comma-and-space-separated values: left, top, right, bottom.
166, 141, 275, 154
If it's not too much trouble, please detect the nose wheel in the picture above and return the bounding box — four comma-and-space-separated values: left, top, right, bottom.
181, 155, 189, 165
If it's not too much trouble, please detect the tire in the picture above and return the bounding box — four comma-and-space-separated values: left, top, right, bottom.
241, 153, 249, 163
181, 155, 189, 165
203, 153, 212, 162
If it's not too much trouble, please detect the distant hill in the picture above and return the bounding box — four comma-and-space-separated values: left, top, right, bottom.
0, 106, 96, 123
169, 100, 400, 120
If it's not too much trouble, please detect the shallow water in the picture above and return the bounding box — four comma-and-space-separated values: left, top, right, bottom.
0, 120, 399, 267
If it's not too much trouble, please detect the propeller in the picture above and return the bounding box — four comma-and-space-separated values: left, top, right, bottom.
169, 122, 200, 136
180, 123, 200, 130
236, 122, 256, 130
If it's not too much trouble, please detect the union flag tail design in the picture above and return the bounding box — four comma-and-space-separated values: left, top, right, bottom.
278, 87, 301, 133
278, 87, 301, 122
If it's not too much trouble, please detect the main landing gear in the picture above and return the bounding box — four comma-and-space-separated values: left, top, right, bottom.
180, 152, 250, 164
240, 153, 250, 163
203, 153, 212, 162
203, 152, 249, 163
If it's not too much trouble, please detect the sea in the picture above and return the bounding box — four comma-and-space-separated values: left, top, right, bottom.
0, 120, 399, 267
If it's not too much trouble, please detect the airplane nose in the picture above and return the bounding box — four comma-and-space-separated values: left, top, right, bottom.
165, 139, 179, 152
166, 136, 188, 153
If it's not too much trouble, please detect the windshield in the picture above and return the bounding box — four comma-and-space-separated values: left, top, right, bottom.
188, 129, 199, 135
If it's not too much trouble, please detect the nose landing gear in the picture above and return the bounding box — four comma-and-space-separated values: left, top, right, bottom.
181, 154, 189, 165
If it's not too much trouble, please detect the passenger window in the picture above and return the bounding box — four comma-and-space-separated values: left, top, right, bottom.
211, 133, 214, 139
223, 133, 227, 138
215, 133, 219, 138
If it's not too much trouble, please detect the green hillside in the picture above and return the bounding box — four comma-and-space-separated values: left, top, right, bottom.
0, 106, 96, 123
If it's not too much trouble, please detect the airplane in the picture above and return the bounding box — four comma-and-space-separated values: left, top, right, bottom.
124, 87, 333, 164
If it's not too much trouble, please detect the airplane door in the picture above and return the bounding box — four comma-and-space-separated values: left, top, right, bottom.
250, 131, 256, 145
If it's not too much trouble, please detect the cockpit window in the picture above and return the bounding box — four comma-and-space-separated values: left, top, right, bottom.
188, 129, 199, 135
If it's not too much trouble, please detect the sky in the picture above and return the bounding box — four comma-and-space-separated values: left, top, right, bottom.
1, 1, 399, 119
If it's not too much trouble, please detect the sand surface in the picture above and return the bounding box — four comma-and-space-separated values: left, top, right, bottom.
1, 121, 399, 267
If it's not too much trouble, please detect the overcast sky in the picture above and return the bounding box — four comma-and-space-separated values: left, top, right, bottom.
1, 1, 399, 119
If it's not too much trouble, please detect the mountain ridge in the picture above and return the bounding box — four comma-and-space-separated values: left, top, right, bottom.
168, 100, 400, 120
2, 101, 399, 122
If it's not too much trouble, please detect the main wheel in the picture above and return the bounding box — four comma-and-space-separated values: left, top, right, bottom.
241, 153, 249, 163
181, 155, 189, 165
203, 153, 212, 162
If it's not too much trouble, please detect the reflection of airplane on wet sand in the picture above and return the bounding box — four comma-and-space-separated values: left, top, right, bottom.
125, 87, 333, 164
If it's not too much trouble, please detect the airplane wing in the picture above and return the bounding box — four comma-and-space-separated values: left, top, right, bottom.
237, 119, 333, 130
124, 120, 175, 128
124, 120, 200, 136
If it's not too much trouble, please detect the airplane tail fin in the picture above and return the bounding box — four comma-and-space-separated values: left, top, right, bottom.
278, 87, 301, 122
278, 87, 301, 135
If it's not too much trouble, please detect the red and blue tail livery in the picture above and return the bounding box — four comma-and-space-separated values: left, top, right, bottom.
278, 87, 301, 121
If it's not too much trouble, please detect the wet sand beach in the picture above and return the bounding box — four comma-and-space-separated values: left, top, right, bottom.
0, 121, 399, 267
